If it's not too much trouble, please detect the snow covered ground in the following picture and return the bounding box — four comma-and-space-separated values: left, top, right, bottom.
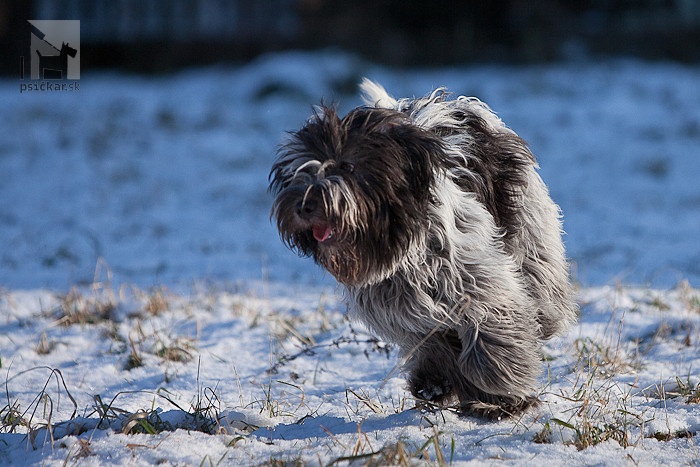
1, 51, 699, 465
1, 281, 699, 465
2, 51, 699, 289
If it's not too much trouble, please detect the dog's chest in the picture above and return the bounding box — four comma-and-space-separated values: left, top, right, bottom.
346, 278, 455, 341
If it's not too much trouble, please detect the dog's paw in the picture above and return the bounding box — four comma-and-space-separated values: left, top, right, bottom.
460, 396, 539, 421
409, 375, 453, 402
415, 382, 449, 401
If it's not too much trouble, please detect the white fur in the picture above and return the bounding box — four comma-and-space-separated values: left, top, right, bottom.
348, 80, 577, 402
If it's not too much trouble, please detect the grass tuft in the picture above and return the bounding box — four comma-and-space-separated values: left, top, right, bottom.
664, 376, 700, 404
650, 430, 694, 442
328, 428, 451, 467
141, 287, 170, 316
35, 332, 54, 355
52, 287, 117, 326
121, 409, 172, 435
1, 367, 77, 450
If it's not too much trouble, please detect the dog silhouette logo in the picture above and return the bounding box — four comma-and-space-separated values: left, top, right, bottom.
25, 20, 80, 80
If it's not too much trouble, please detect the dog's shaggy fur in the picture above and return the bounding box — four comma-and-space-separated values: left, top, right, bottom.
269, 79, 578, 419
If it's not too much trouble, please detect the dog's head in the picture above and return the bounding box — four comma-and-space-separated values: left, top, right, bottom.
269, 104, 443, 286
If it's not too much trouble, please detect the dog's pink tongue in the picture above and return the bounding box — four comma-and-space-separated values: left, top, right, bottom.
313, 224, 332, 242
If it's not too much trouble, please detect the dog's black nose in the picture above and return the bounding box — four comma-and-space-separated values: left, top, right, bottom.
296, 199, 317, 217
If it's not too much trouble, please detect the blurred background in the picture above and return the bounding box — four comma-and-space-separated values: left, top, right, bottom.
3, 0, 700, 74
1, 0, 699, 290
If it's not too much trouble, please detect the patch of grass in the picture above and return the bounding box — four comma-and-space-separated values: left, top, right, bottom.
328, 426, 452, 466
123, 335, 143, 371
573, 336, 638, 377
344, 386, 409, 417
154, 337, 195, 363
188, 385, 222, 435
648, 295, 671, 311
88, 384, 224, 438
68, 438, 93, 460
139, 287, 171, 316
0, 367, 77, 449
345, 388, 384, 415
533, 420, 553, 444
52, 287, 117, 326
122, 319, 197, 372
251, 377, 306, 420
181, 361, 226, 435
551, 415, 630, 451
0, 360, 227, 454
636, 319, 695, 351
50, 260, 120, 327
121, 409, 172, 435
549, 371, 650, 451
649, 430, 694, 442
263, 457, 305, 467
661, 376, 700, 404
678, 280, 700, 314
269, 330, 392, 376
270, 316, 316, 347
0, 400, 29, 433
91, 393, 128, 428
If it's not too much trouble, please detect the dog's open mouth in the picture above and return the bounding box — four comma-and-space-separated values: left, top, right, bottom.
312, 223, 335, 243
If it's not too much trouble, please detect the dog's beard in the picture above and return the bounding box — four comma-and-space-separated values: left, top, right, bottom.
271, 169, 411, 287
271, 176, 374, 286
269, 106, 442, 287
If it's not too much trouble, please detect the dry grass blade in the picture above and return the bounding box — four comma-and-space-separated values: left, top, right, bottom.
1, 366, 78, 451
121, 409, 172, 435
346, 388, 383, 414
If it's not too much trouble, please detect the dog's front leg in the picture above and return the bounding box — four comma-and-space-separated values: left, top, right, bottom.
405, 330, 462, 405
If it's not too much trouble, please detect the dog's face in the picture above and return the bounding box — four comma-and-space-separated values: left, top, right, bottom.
270, 105, 443, 286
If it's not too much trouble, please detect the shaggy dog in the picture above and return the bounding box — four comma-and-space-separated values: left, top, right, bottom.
269, 79, 578, 419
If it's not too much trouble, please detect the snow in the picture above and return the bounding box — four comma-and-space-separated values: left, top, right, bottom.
3, 51, 699, 290
1, 283, 699, 465
1, 50, 699, 465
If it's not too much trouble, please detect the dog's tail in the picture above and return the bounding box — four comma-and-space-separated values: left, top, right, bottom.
359, 78, 398, 110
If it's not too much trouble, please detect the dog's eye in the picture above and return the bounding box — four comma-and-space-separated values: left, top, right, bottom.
340, 162, 355, 173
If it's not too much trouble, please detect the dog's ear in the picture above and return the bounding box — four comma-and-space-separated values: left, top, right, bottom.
345, 108, 440, 201
387, 124, 442, 202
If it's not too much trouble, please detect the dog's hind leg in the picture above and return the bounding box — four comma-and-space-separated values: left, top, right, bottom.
453, 315, 542, 418
507, 169, 579, 339
406, 327, 539, 419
